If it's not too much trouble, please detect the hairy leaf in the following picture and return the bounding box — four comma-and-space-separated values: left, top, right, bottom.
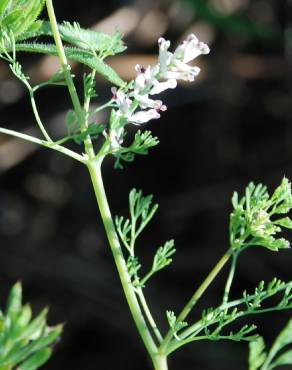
13, 42, 125, 86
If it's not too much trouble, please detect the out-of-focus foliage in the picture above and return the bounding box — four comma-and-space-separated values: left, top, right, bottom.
0, 282, 62, 370
180, 0, 281, 41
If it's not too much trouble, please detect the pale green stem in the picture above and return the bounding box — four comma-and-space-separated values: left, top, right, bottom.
167, 302, 292, 355
19, 75, 53, 142
160, 249, 232, 353
140, 269, 155, 286
84, 70, 96, 118
222, 252, 238, 304
91, 100, 116, 115
0, 127, 85, 163
136, 288, 163, 343
29, 89, 53, 142
261, 343, 279, 370
10, 65, 53, 142
45, 0, 95, 159
46, 3, 166, 368
87, 159, 159, 363
153, 354, 168, 370
172, 280, 292, 350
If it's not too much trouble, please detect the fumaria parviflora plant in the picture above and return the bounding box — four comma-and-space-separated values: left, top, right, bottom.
0, 1, 292, 370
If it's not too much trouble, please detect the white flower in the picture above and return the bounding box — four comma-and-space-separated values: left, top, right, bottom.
111, 87, 132, 116
105, 127, 124, 151
107, 33, 209, 139
128, 108, 162, 125
150, 78, 177, 95
173, 34, 210, 64
134, 65, 159, 93
134, 94, 164, 110
157, 34, 209, 82
168, 60, 201, 81
158, 37, 171, 75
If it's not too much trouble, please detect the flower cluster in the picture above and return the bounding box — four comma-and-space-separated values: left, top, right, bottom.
230, 178, 292, 252
250, 210, 278, 238
108, 34, 210, 150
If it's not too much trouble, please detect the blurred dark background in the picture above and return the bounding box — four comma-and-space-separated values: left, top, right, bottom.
0, 0, 292, 369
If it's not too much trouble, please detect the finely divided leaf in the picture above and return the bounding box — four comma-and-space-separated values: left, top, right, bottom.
274, 217, 292, 229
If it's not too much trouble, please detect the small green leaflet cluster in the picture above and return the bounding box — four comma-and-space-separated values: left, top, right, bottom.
0, 282, 61, 370
249, 319, 292, 370
65, 109, 105, 145
166, 311, 188, 341
0, 0, 44, 38
164, 180, 292, 351
115, 189, 176, 288
198, 308, 257, 343
166, 279, 292, 352
230, 178, 292, 252
113, 130, 159, 169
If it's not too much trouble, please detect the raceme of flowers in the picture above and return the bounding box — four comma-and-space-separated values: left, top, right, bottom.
108, 34, 210, 150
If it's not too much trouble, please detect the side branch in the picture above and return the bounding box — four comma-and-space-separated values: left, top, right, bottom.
0, 127, 85, 163
160, 249, 232, 353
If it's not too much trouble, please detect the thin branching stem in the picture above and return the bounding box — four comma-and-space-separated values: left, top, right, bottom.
45, 3, 164, 368
28, 89, 53, 142
222, 252, 238, 304
136, 288, 163, 343
0, 127, 85, 163
87, 159, 159, 359
160, 249, 232, 353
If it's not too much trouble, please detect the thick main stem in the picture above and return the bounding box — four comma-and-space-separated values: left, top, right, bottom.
87, 160, 161, 366
45, 3, 166, 367
45, 0, 95, 159
153, 354, 168, 370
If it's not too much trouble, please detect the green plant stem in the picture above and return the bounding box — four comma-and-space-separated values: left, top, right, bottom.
91, 100, 116, 115
28, 89, 53, 142
160, 249, 232, 353
46, 3, 166, 368
222, 252, 238, 304
153, 354, 168, 370
87, 159, 161, 366
0, 127, 85, 163
167, 302, 292, 355
136, 288, 163, 343
45, 0, 95, 159
84, 70, 96, 117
